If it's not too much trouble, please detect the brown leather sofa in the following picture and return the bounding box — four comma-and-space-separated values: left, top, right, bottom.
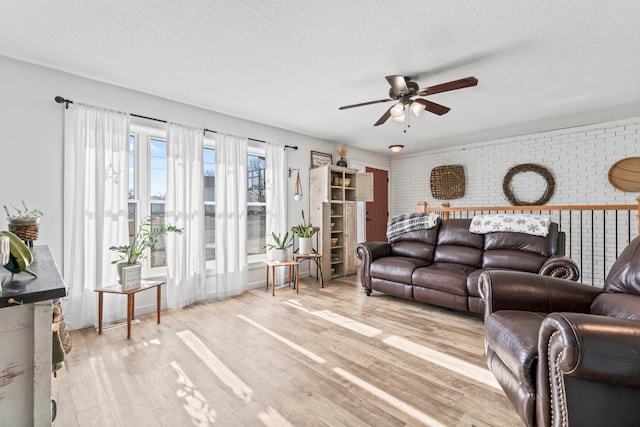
355, 218, 580, 314
480, 235, 640, 427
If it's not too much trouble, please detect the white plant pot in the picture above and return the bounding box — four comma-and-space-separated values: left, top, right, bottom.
273, 249, 287, 262
116, 262, 143, 290
299, 237, 313, 255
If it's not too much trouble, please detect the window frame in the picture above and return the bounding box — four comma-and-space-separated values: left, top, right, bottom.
247, 143, 267, 264
129, 125, 268, 274
129, 124, 170, 277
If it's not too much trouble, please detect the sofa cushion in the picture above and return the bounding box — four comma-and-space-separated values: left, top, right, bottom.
484, 224, 558, 257
482, 250, 546, 273
484, 310, 546, 391
412, 263, 478, 295
604, 235, 640, 295
370, 256, 431, 285
391, 240, 437, 262
591, 293, 640, 321
434, 219, 484, 268
390, 228, 440, 245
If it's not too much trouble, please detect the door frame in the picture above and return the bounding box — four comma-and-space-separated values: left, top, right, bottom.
349, 160, 389, 243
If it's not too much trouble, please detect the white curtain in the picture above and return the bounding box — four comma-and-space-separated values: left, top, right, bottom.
166, 123, 205, 308
63, 104, 130, 329
215, 134, 248, 297
265, 143, 288, 284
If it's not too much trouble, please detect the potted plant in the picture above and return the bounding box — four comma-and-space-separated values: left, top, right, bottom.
4, 200, 44, 246
295, 210, 315, 254
336, 144, 348, 167
265, 231, 293, 262
109, 216, 183, 285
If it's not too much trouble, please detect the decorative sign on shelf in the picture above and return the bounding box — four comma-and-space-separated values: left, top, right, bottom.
430, 165, 465, 199
121, 264, 142, 291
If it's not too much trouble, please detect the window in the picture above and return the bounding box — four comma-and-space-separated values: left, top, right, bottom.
203, 147, 216, 261
128, 126, 169, 272
130, 125, 268, 271
247, 152, 266, 256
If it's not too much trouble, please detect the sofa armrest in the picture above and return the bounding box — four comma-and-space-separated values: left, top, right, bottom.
479, 271, 602, 317
539, 255, 580, 281
536, 313, 640, 426
355, 242, 391, 289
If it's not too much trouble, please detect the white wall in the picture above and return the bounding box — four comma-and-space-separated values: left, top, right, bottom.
390, 117, 640, 214
390, 116, 640, 284
0, 55, 388, 293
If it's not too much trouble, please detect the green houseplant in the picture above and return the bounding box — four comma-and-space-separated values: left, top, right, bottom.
265, 231, 293, 262
295, 210, 315, 254
110, 217, 183, 283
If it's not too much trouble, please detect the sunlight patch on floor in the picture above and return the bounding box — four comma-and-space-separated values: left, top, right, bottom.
333, 367, 447, 427
177, 329, 254, 403
285, 299, 381, 337
285, 299, 500, 391
170, 360, 217, 426
257, 406, 294, 427
311, 310, 382, 337
237, 314, 326, 364
383, 335, 501, 390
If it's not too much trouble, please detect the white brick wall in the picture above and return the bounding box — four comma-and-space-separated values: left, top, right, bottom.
390, 116, 640, 286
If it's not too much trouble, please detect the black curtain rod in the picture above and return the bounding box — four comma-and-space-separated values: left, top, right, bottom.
54, 96, 298, 150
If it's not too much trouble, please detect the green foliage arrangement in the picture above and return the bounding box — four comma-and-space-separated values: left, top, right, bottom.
4, 200, 44, 220
295, 210, 314, 238
265, 231, 294, 251
109, 217, 183, 264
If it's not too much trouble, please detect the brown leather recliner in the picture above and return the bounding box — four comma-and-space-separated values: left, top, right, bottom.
480, 235, 640, 427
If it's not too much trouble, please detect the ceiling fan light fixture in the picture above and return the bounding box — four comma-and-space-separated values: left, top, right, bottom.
389, 145, 404, 153
390, 102, 405, 118
410, 101, 425, 117
392, 112, 405, 122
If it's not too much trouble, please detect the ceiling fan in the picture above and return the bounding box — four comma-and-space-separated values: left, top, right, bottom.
339, 75, 478, 126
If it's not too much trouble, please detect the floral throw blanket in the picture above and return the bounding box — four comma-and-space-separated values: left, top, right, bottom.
469, 214, 551, 237
386, 212, 440, 239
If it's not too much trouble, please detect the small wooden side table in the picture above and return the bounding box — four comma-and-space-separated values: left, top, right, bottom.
293, 253, 324, 288
94, 280, 164, 339
265, 260, 299, 296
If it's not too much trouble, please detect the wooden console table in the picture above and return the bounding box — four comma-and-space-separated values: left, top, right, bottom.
94, 280, 164, 339
0, 245, 67, 426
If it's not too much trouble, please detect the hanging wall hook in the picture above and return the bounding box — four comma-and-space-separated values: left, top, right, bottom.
288, 167, 299, 178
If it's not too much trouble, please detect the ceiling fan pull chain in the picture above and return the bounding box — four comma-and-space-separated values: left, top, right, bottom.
404, 104, 409, 133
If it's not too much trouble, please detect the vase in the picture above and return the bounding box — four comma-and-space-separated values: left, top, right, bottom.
299, 237, 313, 255
7, 217, 40, 246
336, 158, 348, 167
116, 261, 142, 285
272, 249, 287, 262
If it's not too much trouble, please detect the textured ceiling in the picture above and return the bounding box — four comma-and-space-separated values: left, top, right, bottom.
1, 0, 639, 154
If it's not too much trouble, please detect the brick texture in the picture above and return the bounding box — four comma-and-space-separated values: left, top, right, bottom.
389, 116, 640, 286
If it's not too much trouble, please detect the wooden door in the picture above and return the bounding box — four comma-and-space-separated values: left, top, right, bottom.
365, 167, 388, 242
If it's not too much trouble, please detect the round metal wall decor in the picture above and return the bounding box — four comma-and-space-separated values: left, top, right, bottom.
503, 163, 555, 206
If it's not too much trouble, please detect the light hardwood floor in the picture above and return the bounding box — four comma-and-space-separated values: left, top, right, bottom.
52, 275, 523, 426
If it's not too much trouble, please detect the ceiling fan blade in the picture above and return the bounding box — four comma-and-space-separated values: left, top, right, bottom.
373, 108, 392, 126
418, 76, 478, 96
414, 98, 451, 116
339, 98, 393, 110
386, 75, 409, 97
